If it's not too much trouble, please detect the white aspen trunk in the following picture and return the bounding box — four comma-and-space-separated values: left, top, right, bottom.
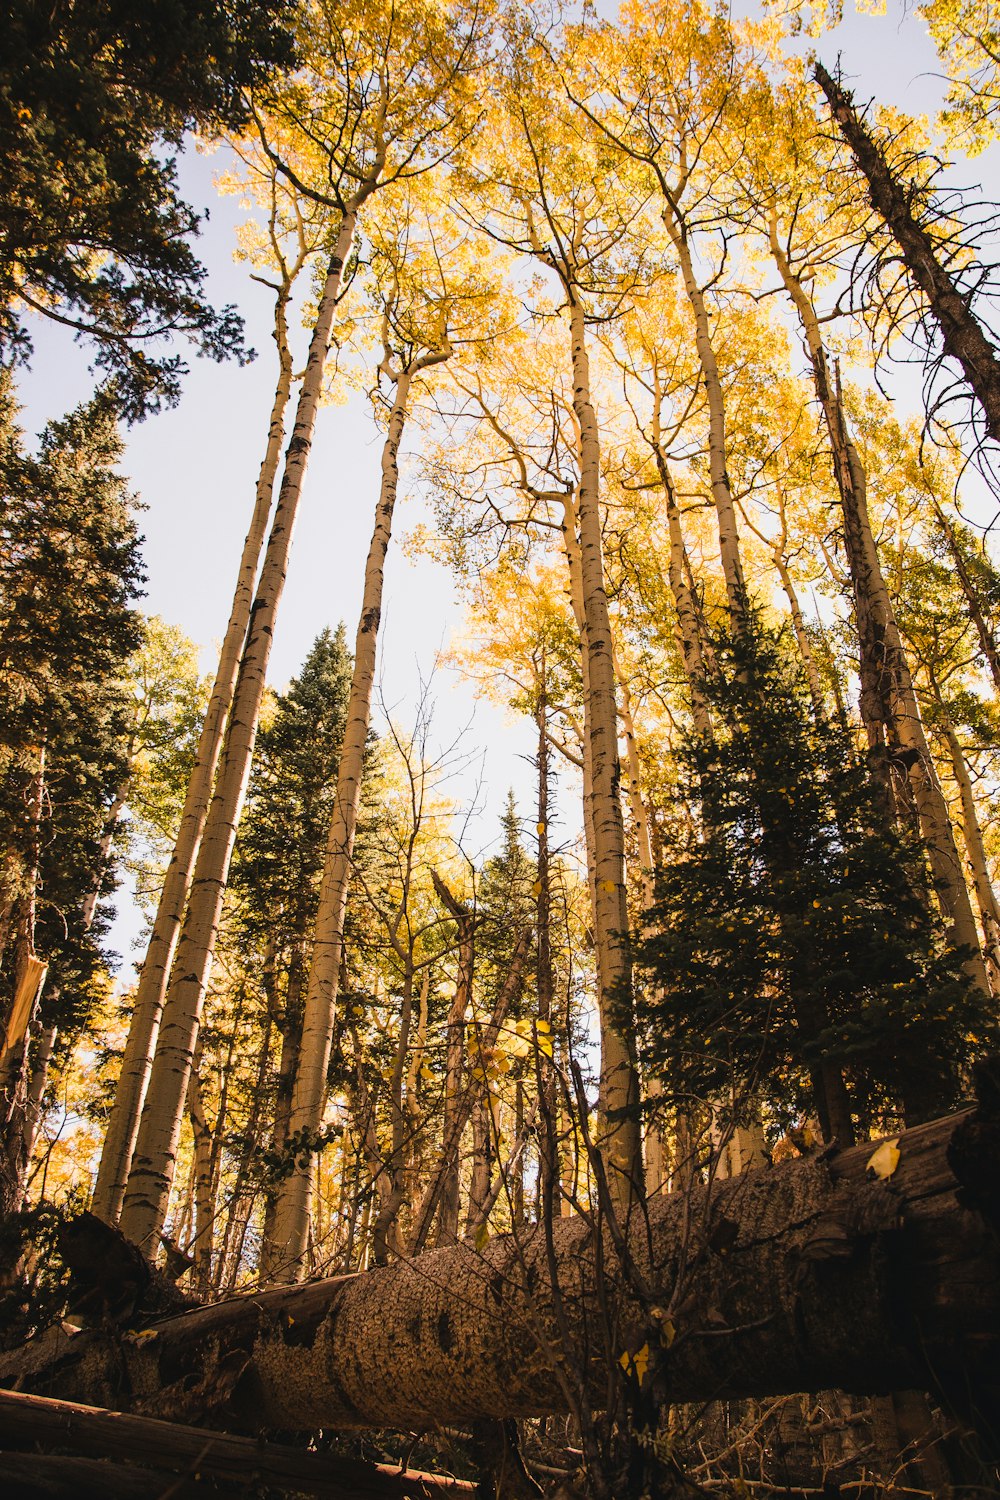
118, 218, 359, 1252
186, 1059, 215, 1290
936, 713, 1000, 993
266, 363, 422, 1279
567, 295, 642, 1207
930, 500, 1000, 694
653, 444, 713, 735
662, 206, 747, 623
770, 221, 990, 999
772, 550, 825, 712
92, 285, 298, 1226
557, 493, 601, 933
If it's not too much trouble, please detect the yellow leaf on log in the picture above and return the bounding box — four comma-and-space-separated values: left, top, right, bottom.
866, 1139, 900, 1180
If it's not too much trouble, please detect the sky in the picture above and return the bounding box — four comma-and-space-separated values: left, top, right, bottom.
11, 0, 989, 965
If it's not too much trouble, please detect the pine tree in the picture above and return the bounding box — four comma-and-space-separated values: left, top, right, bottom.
0, 379, 144, 1211
228, 627, 356, 1255
635, 616, 996, 1144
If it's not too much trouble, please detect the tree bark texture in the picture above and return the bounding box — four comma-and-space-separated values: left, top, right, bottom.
567, 295, 642, 1204
8, 1105, 997, 1439
118, 218, 359, 1253
0, 1390, 475, 1498
815, 61, 1000, 441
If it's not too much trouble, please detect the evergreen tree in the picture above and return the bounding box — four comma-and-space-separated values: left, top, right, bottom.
476, 790, 536, 1012
228, 628, 356, 1210
0, 0, 297, 416
635, 616, 996, 1143
0, 379, 144, 1209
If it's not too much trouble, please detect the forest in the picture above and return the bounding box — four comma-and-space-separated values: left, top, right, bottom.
1, 0, 1000, 1494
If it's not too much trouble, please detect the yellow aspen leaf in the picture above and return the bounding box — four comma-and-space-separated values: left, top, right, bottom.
537, 822, 546, 834
619, 1343, 650, 1382
599, 879, 617, 893
475, 1222, 490, 1252
866, 1139, 901, 1180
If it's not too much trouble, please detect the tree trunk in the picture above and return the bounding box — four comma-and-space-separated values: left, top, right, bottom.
269, 344, 447, 1279
118, 219, 359, 1253
92, 276, 299, 1227
930, 498, 1000, 694
1, 745, 47, 1216
7, 1104, 998, 1440
653, 444, 712, 735
410, 929, 530, 1256
769, 219, 990, 999
661, 205, 747, 623
934, 706, 1000, 992
0, 1390, 475, 1498
815, 61, 1000, 441
568, 294, 642, 1207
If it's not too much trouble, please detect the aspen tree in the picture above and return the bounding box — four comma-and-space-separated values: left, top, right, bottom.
118, 0, 477, 1249
267, 201, 490, 1277
759, 191, 990, 996
569, 0, 765, 628
461, 39, 647, 1201
92, 168, 317, 1224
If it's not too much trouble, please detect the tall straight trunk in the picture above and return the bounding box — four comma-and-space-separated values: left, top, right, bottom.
217, 1016, 272, 1291
186, 1058, 214, 1290
653, 445, 712, 734
118, 218, 360, 1252
92, 281, 299, 1226
431, 874, 475, 1250
410, 930, 530, 1255
930, 499, 1000, 694
267, 351, 446, 1279
661, 205, 747, 624
369, 964, 416, 1266
815, 61, 1000, 440
568, 295, 642, 1206
557, 493, 601, 933
769, 221, 989, 998
772, 549, 826, 712
933, 703, 1000, 992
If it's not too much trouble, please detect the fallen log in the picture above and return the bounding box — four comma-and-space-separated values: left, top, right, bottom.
2, 1103, 997, 1438
0, 1389, 476, 1497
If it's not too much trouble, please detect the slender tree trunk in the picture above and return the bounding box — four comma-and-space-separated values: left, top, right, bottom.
815, 61, 1000, 440
118, 219, 359, 1252
770, 222, 990, 998
653, 445, 712, 734
930, 499, 1000, 694
431, 872, 475, 1250
410, 930, 530, 1255
186, 1058, 214, 1290
269, 348, 446, 1279
92, 281, 300, 1226
661, 205, 747, 623
934, 706, 1000, 992
567, 295, 642, 1207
